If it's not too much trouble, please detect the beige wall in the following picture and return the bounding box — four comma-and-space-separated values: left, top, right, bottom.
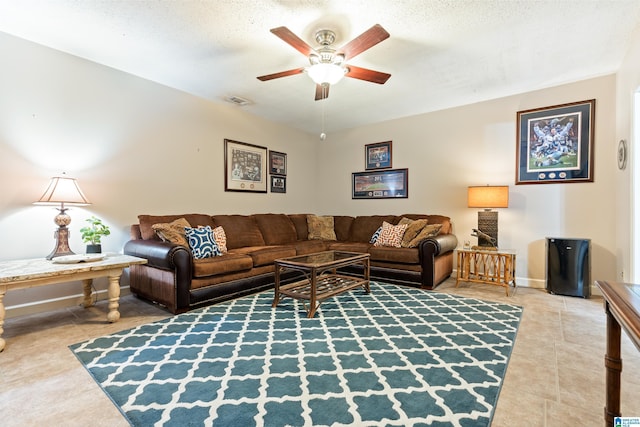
317, 76, 619, 287
615, 28, 640, 282
0, 30, 630, 316
0, 33, 318, 313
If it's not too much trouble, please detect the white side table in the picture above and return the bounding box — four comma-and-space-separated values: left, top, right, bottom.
0, 254, 147, 352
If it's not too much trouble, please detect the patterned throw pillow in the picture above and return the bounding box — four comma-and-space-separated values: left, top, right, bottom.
212, 226, 228, 253
185, 226, 222, 259
373, 221, 408, 248
407, 224, 443, 248
151, 218, 190, 247
398, 218, 429, 248
307, 215, 337, 240
370, 226, 383, 244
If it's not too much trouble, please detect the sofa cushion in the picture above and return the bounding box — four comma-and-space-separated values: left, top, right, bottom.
327, 242, 372, 253
288, 214, 310, 240
368, 246, 420, 264
349, 215, 398, 242
212, 226, 228, 253
369, 226, 383, 244
333, 216, 354, 241
212, 215, 265, 249
254, 214, 298, 245
138, 214, 216, 240
407, 224, 443, 248
398, 217, 429, 248
373, 221, 408, 248
151, 217, 190, 247
185, 226, 222, 259
229, 246, 297, 267
307, 215, 337, 240
289, 240, 329, 255
424, 215, 452, 234
192, 253, 254, 278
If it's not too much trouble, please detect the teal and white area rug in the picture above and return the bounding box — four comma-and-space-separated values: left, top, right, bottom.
70, 282, 522, 427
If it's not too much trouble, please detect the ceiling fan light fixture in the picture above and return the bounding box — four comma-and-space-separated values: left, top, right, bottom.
306, 63, 346, 85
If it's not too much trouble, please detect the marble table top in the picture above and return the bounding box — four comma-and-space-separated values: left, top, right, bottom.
0, 254, 147, 284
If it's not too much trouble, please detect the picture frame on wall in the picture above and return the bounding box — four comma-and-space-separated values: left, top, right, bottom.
516, 99, 595, 184
352, 168, 408, 199
269, 150, 287, 175
270, 175, 286, 193
224, 139, 268, 193
365, 141, 392, 170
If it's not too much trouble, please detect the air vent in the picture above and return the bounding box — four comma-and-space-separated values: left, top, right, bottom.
224, 95, 252, 106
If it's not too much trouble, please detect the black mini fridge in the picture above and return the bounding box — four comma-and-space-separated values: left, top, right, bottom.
546, 238, 591, 298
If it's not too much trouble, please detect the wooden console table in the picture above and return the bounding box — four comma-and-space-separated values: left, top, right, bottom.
0, 254, 147, 352
595, 280, 640, 426
456, 248, 516, 296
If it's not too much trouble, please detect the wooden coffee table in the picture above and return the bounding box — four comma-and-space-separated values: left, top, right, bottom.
0, 254, 147, 352
272, 251, 370, 318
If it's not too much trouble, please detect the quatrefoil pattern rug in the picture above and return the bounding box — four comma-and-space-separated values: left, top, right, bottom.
70, 282, 522, 427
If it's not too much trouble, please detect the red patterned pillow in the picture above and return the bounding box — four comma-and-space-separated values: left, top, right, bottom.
212, 226, 228, 253
373, 221, 408, 248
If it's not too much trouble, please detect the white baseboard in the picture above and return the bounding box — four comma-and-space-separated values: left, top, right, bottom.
5, 286, 132, 319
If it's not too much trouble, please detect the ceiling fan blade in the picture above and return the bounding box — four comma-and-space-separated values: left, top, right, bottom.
345, 65, 391, 84
270, 26, 315, 57
339, 24, 390, 60
257, 67, 305, 81
315, 84, 330, 101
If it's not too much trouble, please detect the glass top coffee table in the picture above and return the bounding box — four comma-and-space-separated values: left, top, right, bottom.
272, 251, 370, 318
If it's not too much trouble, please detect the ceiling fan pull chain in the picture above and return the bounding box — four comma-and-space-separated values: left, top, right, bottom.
320, 84, 327, 140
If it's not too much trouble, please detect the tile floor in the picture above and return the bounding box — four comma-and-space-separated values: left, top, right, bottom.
1, 278, 639, 426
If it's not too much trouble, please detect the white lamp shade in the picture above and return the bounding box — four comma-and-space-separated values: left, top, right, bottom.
307, 63, 346, 85
467, 185, 509, 208
34, 175, 91, 206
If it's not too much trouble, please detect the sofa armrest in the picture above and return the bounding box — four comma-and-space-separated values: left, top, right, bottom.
123, 239, 192, 271
420, 233, 458, 257
418, 234, 458, 289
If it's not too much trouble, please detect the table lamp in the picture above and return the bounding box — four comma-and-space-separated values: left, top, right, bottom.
34, 173, 91, 259
467, 185, 509, 247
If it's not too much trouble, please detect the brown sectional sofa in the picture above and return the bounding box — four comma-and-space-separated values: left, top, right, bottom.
123, 213, 458, 314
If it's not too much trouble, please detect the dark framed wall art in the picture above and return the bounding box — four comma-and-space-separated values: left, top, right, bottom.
270, 175, 286, 193
224, 139, 268, 193
269, 150, 287, 175
352, 168, 408, 199
365, 141, 392, 170
516, 99, 595, 184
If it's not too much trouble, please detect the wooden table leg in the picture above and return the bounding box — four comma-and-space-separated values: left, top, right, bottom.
455, 251, 462, 287
308, 267, 318, 318
272, 264, 282, 307
82, 279, 94, 308
364, 258, 370, 293
106, 272, 122, 323
604, 301, 622, 425
0, 288, 5, 352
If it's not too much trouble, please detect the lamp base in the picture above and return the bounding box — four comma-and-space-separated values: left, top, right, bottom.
477, 210, 499, 247
46, 210, 75, 260
46, 226, 75, 260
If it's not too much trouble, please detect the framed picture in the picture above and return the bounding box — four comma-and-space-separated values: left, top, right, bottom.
352, 168, 408, 199
270, 175, 286, 193
516, 99, 595, 184
224, 139, 268, 193
269, 150, 287, 175
365, 141, 392, 170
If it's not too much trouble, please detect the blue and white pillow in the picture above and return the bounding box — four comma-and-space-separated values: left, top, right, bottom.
185, 226, 222, 259
370, 226, 383, 244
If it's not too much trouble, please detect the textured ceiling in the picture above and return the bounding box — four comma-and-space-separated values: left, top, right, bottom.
1, 0, 639, 136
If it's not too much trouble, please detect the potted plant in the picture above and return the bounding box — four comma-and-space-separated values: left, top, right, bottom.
80, 216, 111, 254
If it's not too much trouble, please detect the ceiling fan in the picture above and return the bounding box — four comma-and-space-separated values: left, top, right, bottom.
257, 24, 391, 101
